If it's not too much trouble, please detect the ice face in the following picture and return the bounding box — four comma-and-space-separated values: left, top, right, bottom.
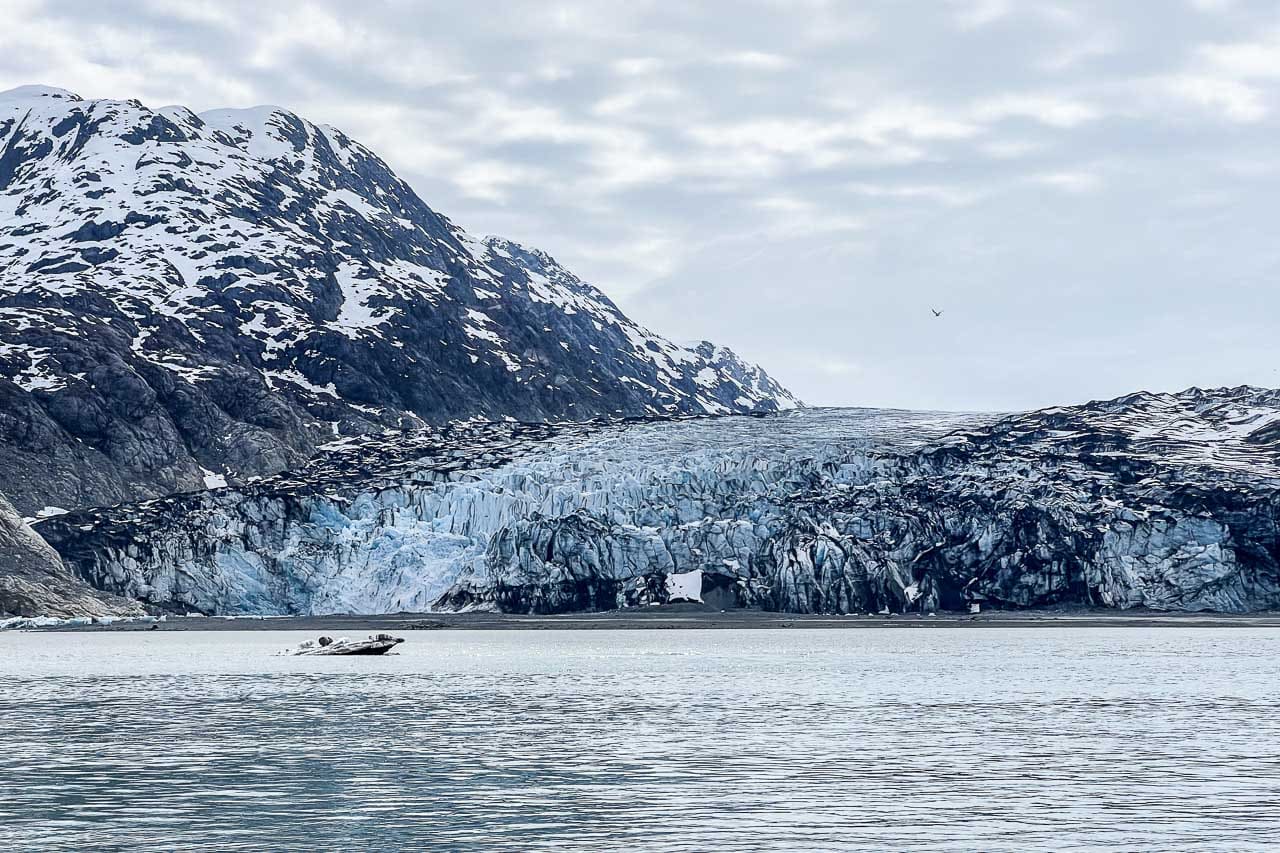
33, 388, 1280, 617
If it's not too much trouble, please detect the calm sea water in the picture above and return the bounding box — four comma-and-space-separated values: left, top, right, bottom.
2, 627, 1279, 851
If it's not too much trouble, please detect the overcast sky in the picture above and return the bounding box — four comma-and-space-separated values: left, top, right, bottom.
4, 0, 1280, 410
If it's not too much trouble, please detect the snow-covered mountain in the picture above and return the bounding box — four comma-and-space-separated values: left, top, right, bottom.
7, 85, 1276, 621
0, 85, 799, 517
29, 386, 1280, 618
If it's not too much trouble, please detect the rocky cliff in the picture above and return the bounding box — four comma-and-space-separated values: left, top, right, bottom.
0, 491, 140, 617
33, 386, 1280, 616
0, 85, 798, 517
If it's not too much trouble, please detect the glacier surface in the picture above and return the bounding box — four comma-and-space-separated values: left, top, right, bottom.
35, 387, 1280, 616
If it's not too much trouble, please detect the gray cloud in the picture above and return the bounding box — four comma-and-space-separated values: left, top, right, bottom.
3, 0, 1280, 409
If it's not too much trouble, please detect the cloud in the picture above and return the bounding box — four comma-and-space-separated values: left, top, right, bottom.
452, 161, 549, 203
979, 139, 1043, 159
855, 102, 979, 143
565, 227, 688, 298
751, 195, 864, 238
1147, 29, 1280, 123
612, 57, 665, 76
814, 357, 865, 377
712, 51, 792, 71
950, 0, 1014, 31
5, 0, 1280, 409
973, 93, 1102, 128
845, 182, 984, 207
1188, 0, 1235, 12
1198, 31, 1280, 78
1159, 73, 1267, 122
590, 83, 687, 119
1029, 170, 1103, 193
1038, 31, 1119, 72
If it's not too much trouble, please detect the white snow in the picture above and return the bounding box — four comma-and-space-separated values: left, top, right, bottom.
0, 85, 80, 103
264, 369, 340, 399
324, 188, 384, 222
331, 263, 389, 337
201, 468, 228, 489
665, 569, 704, 603
0, 86, 801, 436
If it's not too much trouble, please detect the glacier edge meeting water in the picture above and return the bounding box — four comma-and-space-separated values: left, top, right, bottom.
33, 388, 1280, 619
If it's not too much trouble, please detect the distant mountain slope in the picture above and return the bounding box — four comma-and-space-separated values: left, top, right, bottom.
0, 85, 799, 515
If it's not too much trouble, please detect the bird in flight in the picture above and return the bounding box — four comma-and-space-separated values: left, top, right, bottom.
931, 308, 943, 317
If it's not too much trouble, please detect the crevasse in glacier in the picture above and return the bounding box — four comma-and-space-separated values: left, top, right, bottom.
35, 388, 1280, 616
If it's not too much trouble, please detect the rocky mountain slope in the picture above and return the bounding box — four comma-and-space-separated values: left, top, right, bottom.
32, 386, 1280, 617
0, 490, 139, 617
0, 85, 798, 517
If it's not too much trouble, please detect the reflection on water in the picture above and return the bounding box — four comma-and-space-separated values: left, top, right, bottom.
2, 628, 1279, 851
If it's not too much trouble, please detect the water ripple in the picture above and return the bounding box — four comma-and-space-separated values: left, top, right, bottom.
2, 628, 1279, 851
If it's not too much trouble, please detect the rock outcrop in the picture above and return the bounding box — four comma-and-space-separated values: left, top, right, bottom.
0, 491, 141, 617
33, 387, 1280, 616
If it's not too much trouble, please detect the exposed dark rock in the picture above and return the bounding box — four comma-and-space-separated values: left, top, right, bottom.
31, 387, 1280, 617
0, 85, 799, 518
0, 491, 141, 618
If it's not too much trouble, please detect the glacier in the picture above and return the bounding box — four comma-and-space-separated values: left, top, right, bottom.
33, 386, 1280, 616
